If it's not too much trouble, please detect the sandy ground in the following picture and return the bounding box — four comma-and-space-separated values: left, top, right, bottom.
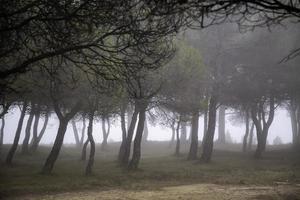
6, 183, 300, 200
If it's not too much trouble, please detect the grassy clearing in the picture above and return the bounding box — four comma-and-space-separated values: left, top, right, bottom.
0, 142, 300, 199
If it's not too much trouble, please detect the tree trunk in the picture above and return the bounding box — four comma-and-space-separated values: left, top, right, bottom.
296, 108, 300, 149
180, 121, 187, 145
81, 138, 89, 161
188, 111, 199, 160
80, 116, 86, 146
247, 122, 254, 151
119, 105, 139, 166
41, 119, 68, 174
41, 101, 81, 174
0, 117, 5, 152
255, 130, 268, 158
85, 110, 95, 175
200, 95, 217, 163
203, 108, 208, 142
21, 105, 34, 154
142, 118, 148, 142
289, 99, 299, 149
6, 102, 28, 165
118, 104, 127, 162
71, 120, 80, 147
30, 113, 49, 152
32, 105, 40, 148
218, 105, 226, 144
101, 117, 110, 150
128, 103, 147, 170
242, 110, 250, 152
175, 120, 181, 156
127, 106, 133, 130
169, 121, 176, 147
252, 95, 275, 159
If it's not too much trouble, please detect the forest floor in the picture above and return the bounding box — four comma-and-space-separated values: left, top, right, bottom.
0, 142, 300, 200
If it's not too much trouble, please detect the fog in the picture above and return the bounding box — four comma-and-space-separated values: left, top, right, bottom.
1, 1, 300, 199
3, 108, 292, 145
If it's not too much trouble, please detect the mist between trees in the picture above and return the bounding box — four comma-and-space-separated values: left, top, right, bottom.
0, 0, 300, 177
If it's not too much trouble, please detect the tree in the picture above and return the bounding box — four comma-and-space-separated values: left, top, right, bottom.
6, 101, 28, 165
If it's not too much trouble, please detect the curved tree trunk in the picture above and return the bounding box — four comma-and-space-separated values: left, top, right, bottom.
128, 103, 147, 170
85, 110, 95, 175
6, 102, 28, 165
188, 111, 199, 160
22, 105, 34, 154
101, 117, 110, 150
30, 113, 49, 152
41, 101, 81, 174
200, 95, 217, 163
119, 104, 139, 166
252, 95, 275, 159
41, 119, 68, 174
81, 138, 89, 161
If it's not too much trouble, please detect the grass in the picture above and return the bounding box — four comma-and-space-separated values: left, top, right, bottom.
0, 142, 300, 199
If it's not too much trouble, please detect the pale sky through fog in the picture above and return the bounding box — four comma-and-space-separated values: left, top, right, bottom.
2, 107, 292, 145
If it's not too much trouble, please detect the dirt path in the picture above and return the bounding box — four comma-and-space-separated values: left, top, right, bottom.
7, 183, 300, 200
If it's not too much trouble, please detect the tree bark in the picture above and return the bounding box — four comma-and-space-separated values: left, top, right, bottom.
128, 103, 147, 170
41, 101, 81, 174
142, 118, 148, 142
296, 108, 300, 149
218, 105, 226, 143
71, 119, 80, 147
85, 110, 95, 175
242, 110, 250, 152
247, 122, 254, 151
32, 105, 40, 148
203, 108, 208, 142
119, 104, 139, 166
81, 138, 89, 161
30, 112, 49, 152
80, 116, 86, 146
101, 117, 110, 150
41, 119, 68, 174
180, 121, 187, 145
169, 121, 176, 147
0, 117, 5, 152
118, 103, 127, 162
21, 104, 34, 154
175, 120, 181, 156
127, 106, 133, 130
289, 99, 299, 149
188, 111, 199, 160
6, 102, 28, 165
200, 95, 217, 163
252, 95, 275, 159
